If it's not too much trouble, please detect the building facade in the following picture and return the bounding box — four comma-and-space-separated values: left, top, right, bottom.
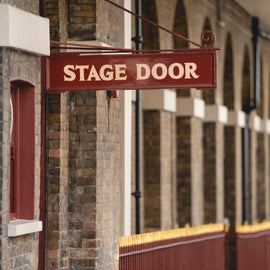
0, 0, 270, 269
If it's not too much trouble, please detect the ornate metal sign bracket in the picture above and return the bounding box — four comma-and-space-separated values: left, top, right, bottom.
105, 0, 219, 50
50, 1, 219, 53
45, 2, 220, 93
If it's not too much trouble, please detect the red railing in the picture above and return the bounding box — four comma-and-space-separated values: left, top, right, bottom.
119, 222, 270, 270
119, 224, 225, 270
236, 222, 270, 270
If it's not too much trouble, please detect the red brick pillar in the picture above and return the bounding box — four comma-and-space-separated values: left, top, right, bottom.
203, 104, 227, 224
68, 91, 120, 269
46, 93, 69, 269
160, 110, 177, 230
143, 110, 175, 231
143, 110, 161, 230
249, 115, 258, 224
176, 97, 204, 227
224, 125, 238, 225
257, 132, 265, 222
143, 91, 177, 231
249, 114, 267, 224
203, 123, 217, 223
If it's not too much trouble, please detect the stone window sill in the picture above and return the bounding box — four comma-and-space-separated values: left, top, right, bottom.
8, 219, 42, 237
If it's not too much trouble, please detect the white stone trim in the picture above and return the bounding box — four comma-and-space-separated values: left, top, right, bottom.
176, 97, 205, 119
164, 90, 176, 112
142, 90, 176, 112
249, 114, 261, 132
67, 40, 111, 54
8, 219, 42, 237
0, 4, 50, 55
248, 113, 262, 132
132, 90, 137, 102
266, 119, 270, 134
205, 104, 228, 123
227, 110, 246, 127
254, 115, 261, 131
120, 91, 132, 236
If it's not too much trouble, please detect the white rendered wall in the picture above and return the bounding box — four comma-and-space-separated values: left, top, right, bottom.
0, 4, 50, 55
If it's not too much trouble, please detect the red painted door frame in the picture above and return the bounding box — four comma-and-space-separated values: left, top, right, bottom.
38, 57, 47, 270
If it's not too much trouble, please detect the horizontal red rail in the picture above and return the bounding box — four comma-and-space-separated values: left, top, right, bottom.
236, 224, 270, 270
119, 226, 225, 270
120, 222, 270, 270
120, 233, 224, 258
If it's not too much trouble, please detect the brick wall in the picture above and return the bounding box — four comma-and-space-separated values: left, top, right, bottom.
96, 0, 123, 46
95, 91, 120, 269
44, 0, 68, 42
44, 0, 122, 267
177, 117, 192, 227
143, 110, 161, 230
173, 0, 188, 50
46, 90, 121, 269
142, 0, 159, 50
176, 116, 204, 227
68, 91, 98, 269
224, 127, 237, 225
136, 0, 270, 234
250, 129, 257, 223
191, 117, 204, 226
203, 123, 217, 223
257, 133, 265, 222
2, 0, 270, 269
224, 126, 237, 270
69, 0, 96, 40
46, 93, 69, 269
3, 0, 39, 14
160, 111, 175, 230
143, 110, 176, 231
0, 47, 41, 269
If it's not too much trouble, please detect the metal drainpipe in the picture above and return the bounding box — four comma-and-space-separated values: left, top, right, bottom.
242, 17, 260, 224
131, 0, 143, 234
242, 114, 250, 224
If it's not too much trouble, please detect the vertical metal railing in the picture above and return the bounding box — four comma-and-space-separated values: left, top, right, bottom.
119, 224, 226, 270
236, 221, 270, 270
120, 222, 270, 270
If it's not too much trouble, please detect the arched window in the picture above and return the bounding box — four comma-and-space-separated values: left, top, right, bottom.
10, 79, 35, 221
223, 33, 234, 109
173, 0, 189, 97
202, 18, 215, 104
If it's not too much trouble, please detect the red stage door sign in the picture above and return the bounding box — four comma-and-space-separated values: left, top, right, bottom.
45, 50, 217, 92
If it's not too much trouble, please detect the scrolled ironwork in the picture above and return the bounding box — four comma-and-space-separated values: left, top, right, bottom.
201, 30, 216, 48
